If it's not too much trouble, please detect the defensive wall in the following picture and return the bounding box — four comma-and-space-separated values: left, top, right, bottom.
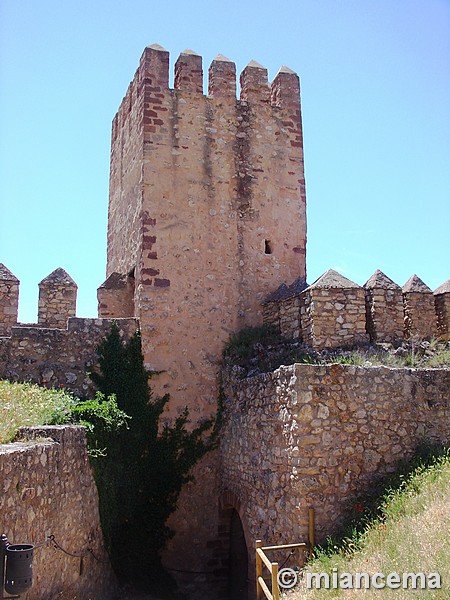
220, 362, 450, 585
263, 268, 450, 347
0, 264, 137, 394
1, 41, 450, 600
103, 44, 308, 590
0, 426, 116, 599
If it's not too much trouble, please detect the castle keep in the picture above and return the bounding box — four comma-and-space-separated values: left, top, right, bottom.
102, 44, 307, 422
1, 45, 449, 600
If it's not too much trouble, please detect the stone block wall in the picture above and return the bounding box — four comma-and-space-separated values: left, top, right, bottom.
262, 277, 307, 340
434, 279, 450, 341
0, 426, 116, 600
402, 275, 436, 340
364, 270, 404, 343
0, 317, 137, 397
263, 269, 449, 349
38, 268, 78, 329
97, 272, 135, 318
220, 363, 450, 550
301, 270, 368, 349
0, 264, 19, 337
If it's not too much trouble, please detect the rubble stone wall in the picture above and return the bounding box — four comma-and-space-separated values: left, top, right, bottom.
301, 288, 368, 349
0, 426, 116, 600
221, 363, 450, 549
0, 318, 137, 397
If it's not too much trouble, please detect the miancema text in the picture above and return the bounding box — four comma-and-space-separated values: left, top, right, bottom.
307, 569, 441, 590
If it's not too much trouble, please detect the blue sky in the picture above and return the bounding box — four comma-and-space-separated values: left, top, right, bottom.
0, 0, 449, 323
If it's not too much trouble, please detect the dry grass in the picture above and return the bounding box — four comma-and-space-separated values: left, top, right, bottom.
283, 456, 450, 599
0, 380, 74, 443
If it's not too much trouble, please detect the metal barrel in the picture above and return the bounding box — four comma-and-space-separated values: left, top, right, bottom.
4, 543, 34, 594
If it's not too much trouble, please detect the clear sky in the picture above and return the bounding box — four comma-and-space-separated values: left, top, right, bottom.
0, 0, 449, 323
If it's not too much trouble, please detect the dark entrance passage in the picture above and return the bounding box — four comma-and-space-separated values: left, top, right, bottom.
228, 509, 248, 600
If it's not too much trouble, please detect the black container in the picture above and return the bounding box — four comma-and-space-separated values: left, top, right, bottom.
4, 544, 34, 594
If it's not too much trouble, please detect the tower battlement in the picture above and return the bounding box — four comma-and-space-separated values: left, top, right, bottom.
112, 45, 303, 138
106, 45, 307, 419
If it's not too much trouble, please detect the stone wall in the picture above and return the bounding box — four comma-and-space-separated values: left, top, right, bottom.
0, 426, 116, 600
220, 363, 450, 553
262, 277, 307, 340
38, 268, 78, 329
402, 275, 436, 340
105, 44, 308, 585
364, 269, 404, 343
263, 269, 449, 349
0, 264, 19, 337
97, 272, 135, 319
301, 270, 368, 349
0, 317, 137, 397
434, 278, 450, 341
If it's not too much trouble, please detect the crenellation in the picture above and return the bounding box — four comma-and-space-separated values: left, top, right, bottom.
364, 269, 403, 343
239, 60, 270, 103
97, 272, 135, 318
402, 274, 436, 339
174, 49, 203, 94
270, 66, 300, 109
208, 55, 236, 99
0, 263, 19, 337
434, 278, 450, 341
38, 268, 77, 329
140, 44, 170, 88
301, 269, 368, 349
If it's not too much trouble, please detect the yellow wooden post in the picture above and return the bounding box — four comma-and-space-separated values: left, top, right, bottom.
309, 507, 315, 554
271, 561, 279, 600
256, 540, 263, 600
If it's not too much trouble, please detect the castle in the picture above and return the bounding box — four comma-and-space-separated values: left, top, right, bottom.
1, 45, 449, 600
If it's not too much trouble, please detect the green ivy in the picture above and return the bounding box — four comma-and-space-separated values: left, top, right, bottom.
88, 323, 215, 594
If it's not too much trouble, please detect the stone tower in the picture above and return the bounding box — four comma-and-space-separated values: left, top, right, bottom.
101, 44, 307, 591
104, 44, 307, 418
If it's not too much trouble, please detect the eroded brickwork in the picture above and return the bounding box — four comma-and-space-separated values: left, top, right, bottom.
0, 426, 116, 599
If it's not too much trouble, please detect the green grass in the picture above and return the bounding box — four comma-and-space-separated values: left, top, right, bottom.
283, 448, 450, 598
0, 380, 75, 443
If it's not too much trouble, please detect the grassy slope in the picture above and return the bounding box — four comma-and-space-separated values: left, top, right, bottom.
284, 454, 450, 599
0, 380, 74, 443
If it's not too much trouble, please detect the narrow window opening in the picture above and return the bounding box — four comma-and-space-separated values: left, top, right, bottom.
264, 240, 272, 255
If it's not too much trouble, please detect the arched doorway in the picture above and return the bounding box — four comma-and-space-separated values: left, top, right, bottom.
228, 508, 249, 600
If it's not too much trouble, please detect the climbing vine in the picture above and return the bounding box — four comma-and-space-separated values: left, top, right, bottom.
88, 323, 215, 593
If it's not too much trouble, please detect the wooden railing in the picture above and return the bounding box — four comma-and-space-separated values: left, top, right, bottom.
255, 508, 315, 600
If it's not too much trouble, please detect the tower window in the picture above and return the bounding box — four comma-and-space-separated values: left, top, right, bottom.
264, 240, 272, 255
